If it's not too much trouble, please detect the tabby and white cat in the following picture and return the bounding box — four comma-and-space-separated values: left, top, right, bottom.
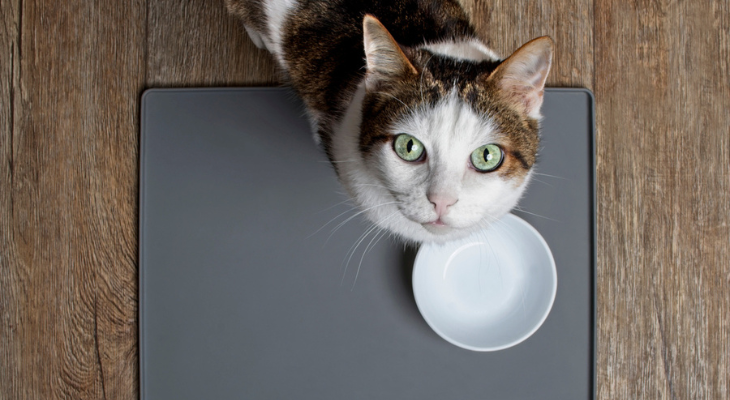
226, 0, 553, 243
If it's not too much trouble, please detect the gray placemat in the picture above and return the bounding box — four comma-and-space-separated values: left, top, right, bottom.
140, 87, 595, 399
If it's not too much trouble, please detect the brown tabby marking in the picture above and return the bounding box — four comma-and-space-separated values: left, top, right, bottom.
226, 0, 268, 35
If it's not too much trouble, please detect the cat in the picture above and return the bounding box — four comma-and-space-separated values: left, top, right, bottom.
226, 0, 553, 244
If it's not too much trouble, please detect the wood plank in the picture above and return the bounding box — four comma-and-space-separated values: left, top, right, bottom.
1, 0, 146, 398
466, 0, 594, 88
146, 0, 279, 87
0, 0, 22, 397
594, 1, 730, 399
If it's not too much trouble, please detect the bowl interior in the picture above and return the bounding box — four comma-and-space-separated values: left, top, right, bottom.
412, 213, 557, 351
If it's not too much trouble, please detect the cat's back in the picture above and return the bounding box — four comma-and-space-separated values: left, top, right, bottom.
228, 0, 475, 66
284, 0, 474, 45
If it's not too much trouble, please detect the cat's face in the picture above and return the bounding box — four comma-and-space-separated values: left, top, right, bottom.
332, 16, 552, 244
360, 90, 534, 244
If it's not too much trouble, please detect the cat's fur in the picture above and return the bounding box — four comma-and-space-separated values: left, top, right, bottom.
226, 0, 553, 243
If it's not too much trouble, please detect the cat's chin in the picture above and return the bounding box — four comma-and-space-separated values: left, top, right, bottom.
385, 217, 483, 244
416, 226, 477, 244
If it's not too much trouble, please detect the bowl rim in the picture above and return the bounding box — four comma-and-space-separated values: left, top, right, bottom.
412, 213, 558, 352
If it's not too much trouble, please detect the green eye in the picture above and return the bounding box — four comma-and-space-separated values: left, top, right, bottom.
393, 134, 425, 162
470, 144, 504, 172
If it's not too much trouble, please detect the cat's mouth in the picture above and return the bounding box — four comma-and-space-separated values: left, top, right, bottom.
422, 219, 454, 234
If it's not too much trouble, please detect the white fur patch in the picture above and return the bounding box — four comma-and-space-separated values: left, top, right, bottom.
422, 39, 500, 62
262, 0, 298, 66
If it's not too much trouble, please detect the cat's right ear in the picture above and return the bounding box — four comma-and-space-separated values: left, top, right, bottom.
486, 36, 553, 119
363, 15, 418, 91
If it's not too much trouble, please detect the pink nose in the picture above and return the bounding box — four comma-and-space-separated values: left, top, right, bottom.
428, 193, 458, 218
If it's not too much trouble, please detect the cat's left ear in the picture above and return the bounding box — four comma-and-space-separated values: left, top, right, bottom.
487, 36, 553, 119
363, 15, 418, 91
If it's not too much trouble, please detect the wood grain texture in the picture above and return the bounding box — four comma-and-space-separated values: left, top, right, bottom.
146, 0, 279, 86
595, 1, 730, 399
0, 0, 728, 399
1, 0, 145, 398
1, 0, 21, 397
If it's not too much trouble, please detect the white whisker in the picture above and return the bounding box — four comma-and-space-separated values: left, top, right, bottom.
307, 206, 357, 240
340, 223, 379, 286
326, 201, 401, 244
531, 171, 567, 180
351, 228, 388, 291
325, 159, 360, 164
512, 207, 559, 222
342, 211, 399, 288
530, 177, 555, 188
315, 197, 355, 214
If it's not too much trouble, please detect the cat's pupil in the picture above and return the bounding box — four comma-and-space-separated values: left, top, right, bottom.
484, 149, 493, 161
407, 139, 414, 153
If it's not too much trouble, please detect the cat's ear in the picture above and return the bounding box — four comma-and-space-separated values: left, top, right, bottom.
487, 36, 553, 119
363, 15, 418, 91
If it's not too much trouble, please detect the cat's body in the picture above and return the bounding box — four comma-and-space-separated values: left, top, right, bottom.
227, 0, 553, 243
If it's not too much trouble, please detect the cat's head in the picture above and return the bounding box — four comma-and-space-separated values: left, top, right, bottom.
332, 15, 553, 244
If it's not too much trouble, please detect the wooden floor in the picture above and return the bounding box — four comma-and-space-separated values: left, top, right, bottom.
1, 0, 728, 398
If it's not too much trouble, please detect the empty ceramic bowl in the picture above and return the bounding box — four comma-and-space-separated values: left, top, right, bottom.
412, 213, 557, 351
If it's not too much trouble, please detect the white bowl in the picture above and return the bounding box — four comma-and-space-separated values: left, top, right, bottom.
412, 213, 557, 351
